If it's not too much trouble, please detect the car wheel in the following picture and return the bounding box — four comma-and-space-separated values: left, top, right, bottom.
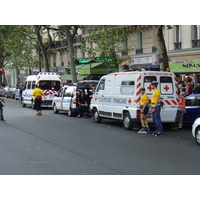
31, 100, 35, 109
93, 108, 102, 123
22, 100, 26, 107
195, 127, 200, 145
123, 112, 132, 130
53, 104, 59, 114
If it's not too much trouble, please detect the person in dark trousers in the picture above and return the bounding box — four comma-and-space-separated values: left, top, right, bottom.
151, 81, 163, 137
0, 91, 5, 122
32, 85, 43, 116
77, 91, 89, 117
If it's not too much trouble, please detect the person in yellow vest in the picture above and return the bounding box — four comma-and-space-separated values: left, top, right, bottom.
178, 88, 186, 128
32, 84, 43, 116
151, 81, 163, 137
138, 87, 150, 134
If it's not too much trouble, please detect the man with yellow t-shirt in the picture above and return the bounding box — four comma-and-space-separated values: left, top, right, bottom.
138, 87, 150, 134
32, 84, 43, 116
151, 81, 163, 137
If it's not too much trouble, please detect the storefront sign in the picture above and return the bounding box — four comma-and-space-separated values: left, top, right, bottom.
132, 56, 152, 64
170, 62, 200, 72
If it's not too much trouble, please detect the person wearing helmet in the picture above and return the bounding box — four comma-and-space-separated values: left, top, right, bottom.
151, 81, 163, 137
138, 87, 150, 134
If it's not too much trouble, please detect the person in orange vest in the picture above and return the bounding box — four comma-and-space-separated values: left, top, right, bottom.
178, 88, 186, 128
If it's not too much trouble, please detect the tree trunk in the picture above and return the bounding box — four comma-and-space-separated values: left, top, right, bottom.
64, 26, 77, 83
153, 25, 169, 71
34, 26, 50, 72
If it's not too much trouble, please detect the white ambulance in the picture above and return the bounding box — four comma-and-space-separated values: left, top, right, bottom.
90, 70, 179, 130
22, 72, 63, 108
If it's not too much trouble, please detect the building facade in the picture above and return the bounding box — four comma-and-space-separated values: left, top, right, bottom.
4, 25, 200, 86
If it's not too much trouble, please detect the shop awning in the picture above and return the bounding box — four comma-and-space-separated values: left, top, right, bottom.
76, 62, 119, 75
61, 74, 88, 81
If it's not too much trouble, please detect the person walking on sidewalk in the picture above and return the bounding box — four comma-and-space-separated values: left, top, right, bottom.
151, 81, 163, 137
138, 87, 150, 134
32, 84, 43, 116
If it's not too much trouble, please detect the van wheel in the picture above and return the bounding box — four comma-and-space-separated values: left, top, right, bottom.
31, 100, 35, 109
123, 112, 132, 130
22, 99, 26, 107
53, 104, 59, 114
93, 108, 102, 123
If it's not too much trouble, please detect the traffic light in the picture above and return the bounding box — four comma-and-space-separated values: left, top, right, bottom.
0, 68, 4, 75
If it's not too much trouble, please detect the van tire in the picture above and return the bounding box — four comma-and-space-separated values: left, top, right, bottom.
31, 100, 35, 109
53, 104, 59, 114
22, 99, 26, 107
123, 112, 132, 130
93, 108, 102, 123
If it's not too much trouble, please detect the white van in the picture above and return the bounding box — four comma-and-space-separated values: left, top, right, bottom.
22, 72, 63, 108
52, 80, 98, 116
90, 71, 179, 130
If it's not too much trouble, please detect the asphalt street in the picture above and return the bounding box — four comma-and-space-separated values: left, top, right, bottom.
0, 98, 199, 175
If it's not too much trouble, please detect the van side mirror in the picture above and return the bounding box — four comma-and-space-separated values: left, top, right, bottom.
54, 94, 58, 97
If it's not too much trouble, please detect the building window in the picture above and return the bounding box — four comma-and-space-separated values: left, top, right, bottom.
192, 25, 200, 48
174, 25, 181, 50
122, 39, 128, 56
136, 32, 143, 54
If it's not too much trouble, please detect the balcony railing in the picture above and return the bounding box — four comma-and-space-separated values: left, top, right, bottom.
73, 35, 84, 44
174, 42, 182, 50
192, 39, 200, 48
136, 48, 143, 54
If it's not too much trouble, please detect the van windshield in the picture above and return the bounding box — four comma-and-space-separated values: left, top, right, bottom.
39, 81, 61, 91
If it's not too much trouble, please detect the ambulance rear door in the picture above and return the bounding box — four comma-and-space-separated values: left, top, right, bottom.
159, 75, 178, 122
62, 86, 76, 111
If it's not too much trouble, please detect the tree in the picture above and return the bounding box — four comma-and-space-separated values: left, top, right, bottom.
152, 25, 170, 71
83, 25, 133, 70
0, 25, 38, 84
34, 25, 53, 72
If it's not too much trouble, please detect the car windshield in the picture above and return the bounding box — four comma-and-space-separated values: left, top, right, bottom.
77, 81, 98, 89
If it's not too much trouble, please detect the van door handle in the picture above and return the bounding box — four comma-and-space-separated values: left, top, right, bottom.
102, 95, 104, 97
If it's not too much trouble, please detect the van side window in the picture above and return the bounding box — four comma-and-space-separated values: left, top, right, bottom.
144, 76, 156, 94
64, 87, 74, 97
160, 77, 173, 95
27, 81, 31, 89
32, 81, 36, 89
97, 79, 105, 92
121, 81, 135, 94
58, 88, 63, 97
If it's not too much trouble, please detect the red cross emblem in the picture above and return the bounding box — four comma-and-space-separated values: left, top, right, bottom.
164, 85, 170, 91
147, 84, 152, 91
128, 99, 132, 104
94, 97, 97, 101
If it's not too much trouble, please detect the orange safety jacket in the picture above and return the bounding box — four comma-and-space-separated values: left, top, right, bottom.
178, 96, 185, 109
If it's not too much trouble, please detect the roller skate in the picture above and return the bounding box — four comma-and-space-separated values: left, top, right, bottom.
138, 126, 147, 134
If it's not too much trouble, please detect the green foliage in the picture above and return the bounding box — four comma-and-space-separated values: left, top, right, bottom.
0, 25, 38, 69
82, 25, 134, 68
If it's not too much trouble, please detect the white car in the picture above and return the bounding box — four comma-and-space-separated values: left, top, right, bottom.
192, 117, 200, 145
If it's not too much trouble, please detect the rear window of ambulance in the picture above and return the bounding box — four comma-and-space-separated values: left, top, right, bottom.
160, 77, 173, 95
